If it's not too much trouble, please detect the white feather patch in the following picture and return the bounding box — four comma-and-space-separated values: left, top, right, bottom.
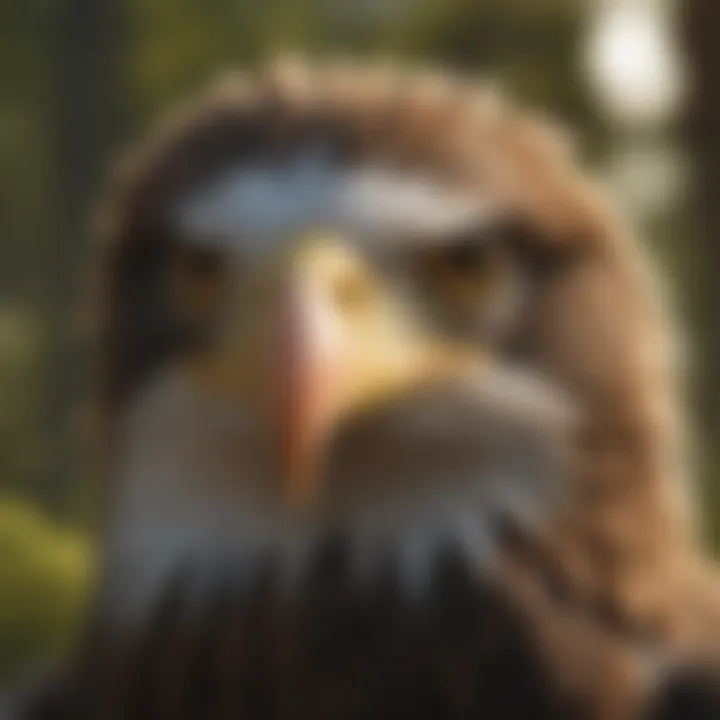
98, 366, 569, 626
174, 149, 502, 251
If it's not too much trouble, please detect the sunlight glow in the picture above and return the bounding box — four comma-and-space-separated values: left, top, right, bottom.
584, 0, 686, 127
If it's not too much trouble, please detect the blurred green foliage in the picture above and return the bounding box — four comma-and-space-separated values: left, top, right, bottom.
0, 496, 90, 682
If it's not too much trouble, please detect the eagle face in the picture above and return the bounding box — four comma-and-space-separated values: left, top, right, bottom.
95, 60, 654, 622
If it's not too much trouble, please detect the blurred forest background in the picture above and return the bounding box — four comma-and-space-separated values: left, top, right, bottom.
1, 0, 719, 687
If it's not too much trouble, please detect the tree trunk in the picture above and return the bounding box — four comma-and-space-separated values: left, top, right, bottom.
44, 0, 123, 515
681, 0, 720, 541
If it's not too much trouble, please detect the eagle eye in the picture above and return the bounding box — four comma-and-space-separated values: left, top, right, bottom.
422, 231, 505, 302
169, 243, 228, 333
410, 223, 528, 338
433, 240, 491, 276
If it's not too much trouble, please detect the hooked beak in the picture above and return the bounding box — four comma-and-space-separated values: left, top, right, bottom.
270, 235, 483, 507
182, 233, 484, 510
272, 259, 349, 506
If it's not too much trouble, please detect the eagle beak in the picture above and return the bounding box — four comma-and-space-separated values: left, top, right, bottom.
270, 234, 484, 508
180, 233, 483, 509
273, 243, 350, 507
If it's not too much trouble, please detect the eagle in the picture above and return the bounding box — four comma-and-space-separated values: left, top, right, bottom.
16, 58, 720, 719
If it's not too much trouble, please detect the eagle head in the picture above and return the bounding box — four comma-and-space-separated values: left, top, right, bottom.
92, 58, 683, 632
